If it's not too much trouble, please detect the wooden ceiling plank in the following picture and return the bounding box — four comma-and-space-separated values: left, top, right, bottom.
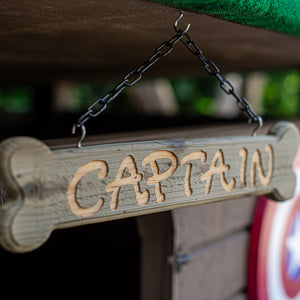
0, 0, 299, 82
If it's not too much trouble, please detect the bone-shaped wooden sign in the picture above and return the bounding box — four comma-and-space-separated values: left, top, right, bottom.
0, 121, 298, 253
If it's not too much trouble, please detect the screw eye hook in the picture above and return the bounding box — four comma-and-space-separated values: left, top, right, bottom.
174, 11, 190, 34
251, 116, 263, 136
72, 123, 86, 148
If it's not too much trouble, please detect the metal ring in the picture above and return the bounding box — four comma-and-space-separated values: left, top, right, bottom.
174, 11, 190, 34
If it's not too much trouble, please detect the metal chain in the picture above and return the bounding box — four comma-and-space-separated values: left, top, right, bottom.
72, 11, 263, 147
75, 33, 182, 126
178, 30, 263, 135
72, 29, 186, 147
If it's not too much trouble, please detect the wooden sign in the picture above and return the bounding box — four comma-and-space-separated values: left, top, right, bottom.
0, 121, 298, 253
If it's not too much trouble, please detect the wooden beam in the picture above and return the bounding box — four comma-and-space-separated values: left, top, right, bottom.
44, 121, 272, 150
1, 1, 300, 82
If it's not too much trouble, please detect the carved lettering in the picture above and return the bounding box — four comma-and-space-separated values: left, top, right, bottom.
251, 144, 273, 187
68, 161, 108, 217
67, 144, 275, 217
239, 148, 247, 188
201, 150, 236, 195
142, 150, 178, 203
181, 151, 207, 196
106, 155, 149, 210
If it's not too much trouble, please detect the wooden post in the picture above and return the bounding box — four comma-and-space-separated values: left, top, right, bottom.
137, 212, 173, 300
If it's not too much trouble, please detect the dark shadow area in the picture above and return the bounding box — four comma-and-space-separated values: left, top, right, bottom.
0, 218, 140, 298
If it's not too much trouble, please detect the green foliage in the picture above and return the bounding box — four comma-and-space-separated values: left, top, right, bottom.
0, 85, 33, 113
262, 71, 300, 118
71, 82, 128, 114
0, 70, 299, 120
72, 83, 118, 112
171, 77, 216, 116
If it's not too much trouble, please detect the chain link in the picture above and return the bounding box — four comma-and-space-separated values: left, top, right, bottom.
179, 31, 263, 134
73, 12, 263, 147
73, 32, 183, 130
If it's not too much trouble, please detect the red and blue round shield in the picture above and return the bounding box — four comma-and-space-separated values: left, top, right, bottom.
248, 150, 300, 299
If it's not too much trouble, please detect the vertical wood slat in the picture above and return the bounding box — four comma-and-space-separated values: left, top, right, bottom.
137, 197, 256, 300
171, 197, 257, 300
172, 196, 256, 251
137, 212, 173, 300
172, 231, 249, 300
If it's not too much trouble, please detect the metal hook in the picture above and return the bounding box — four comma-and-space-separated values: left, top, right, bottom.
251, 116, 263, 136
72, 123, 86, 148
174, 11, 190, 34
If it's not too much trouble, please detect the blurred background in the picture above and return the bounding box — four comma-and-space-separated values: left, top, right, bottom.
0, 69, 299, 141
